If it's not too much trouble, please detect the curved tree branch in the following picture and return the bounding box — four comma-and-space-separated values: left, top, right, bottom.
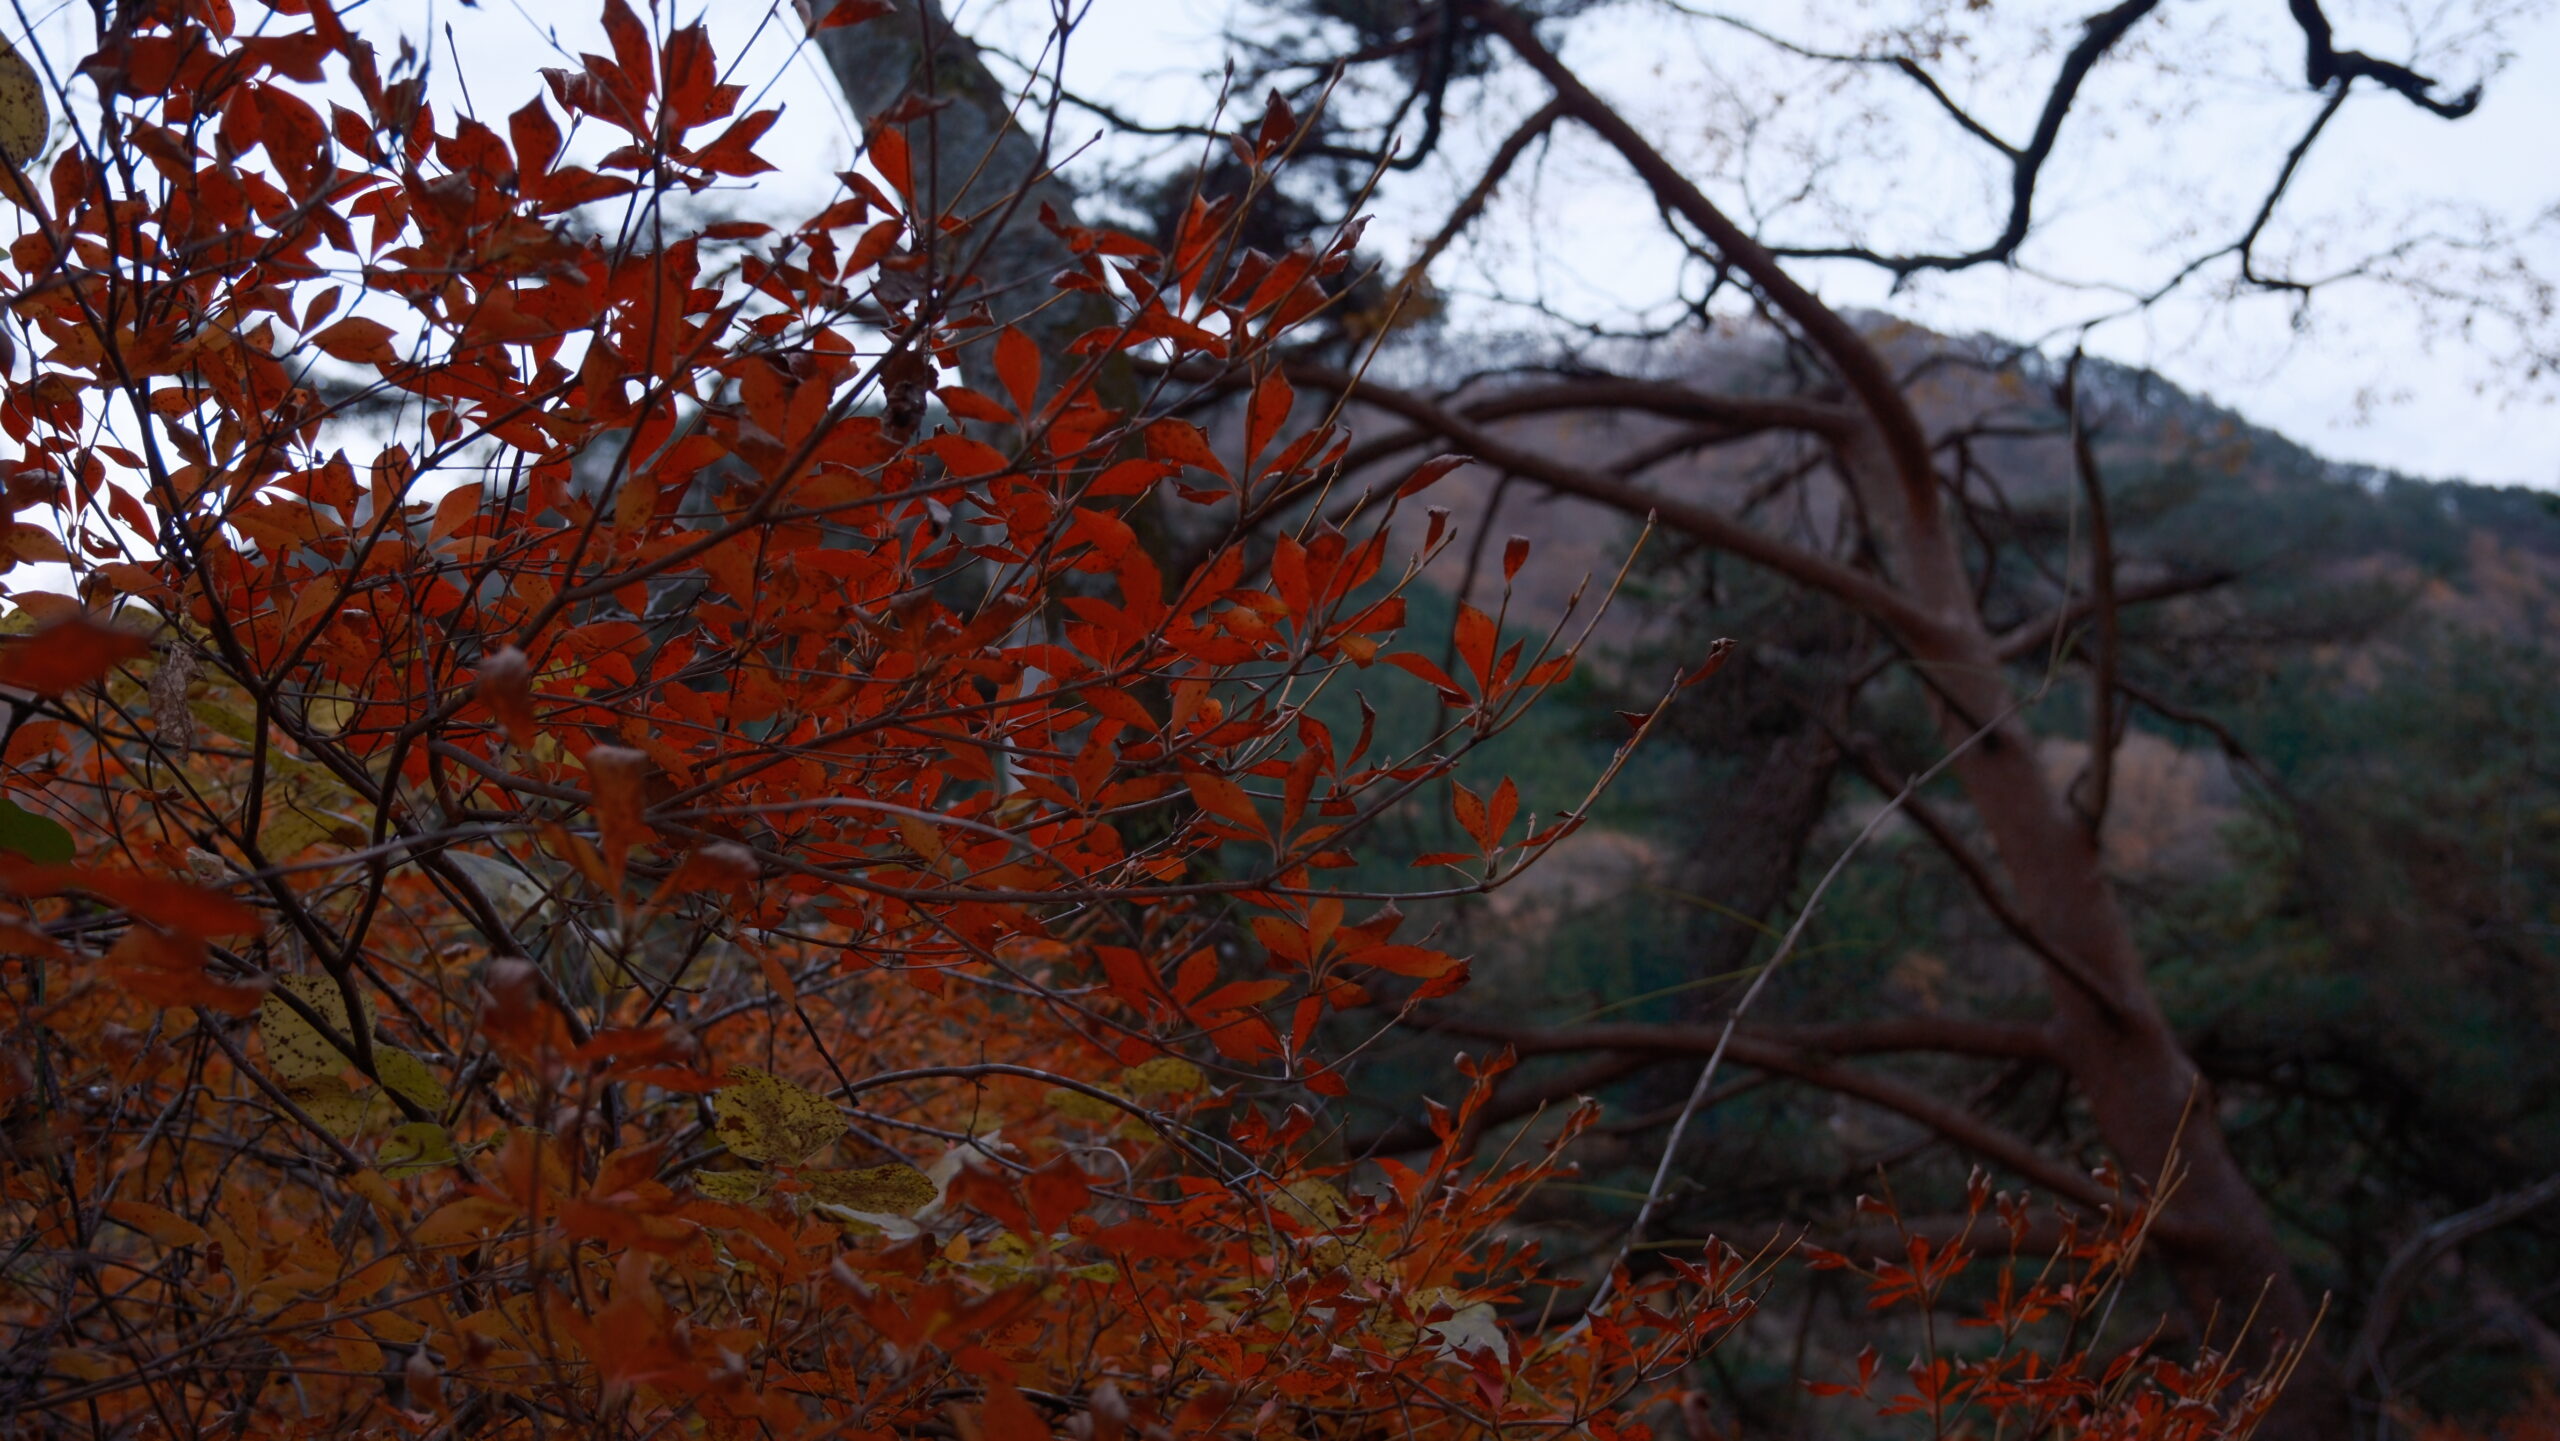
1424, 1014, 2125, 1214
1279, 359, 1951, 645
1461, 0, 1946, 523
2349, 1168, 2560, 1394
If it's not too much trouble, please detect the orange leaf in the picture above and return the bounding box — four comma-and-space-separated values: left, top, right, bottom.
581, 745, 653, 887
107, 1200, 209, 1248
1182, 771, 1262, 835
312, 316, 399, 367
993, 326, 1038, 414
1355, 945, 1462, 979
0, 865, 258, 940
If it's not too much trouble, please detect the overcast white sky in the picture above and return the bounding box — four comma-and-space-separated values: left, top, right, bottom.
17, 0, 2557, 487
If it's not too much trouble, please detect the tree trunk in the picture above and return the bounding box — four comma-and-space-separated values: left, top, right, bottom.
1458, 6, 2347, 1421
1834, 433, 2351, 1438
806, 0, 1112, 398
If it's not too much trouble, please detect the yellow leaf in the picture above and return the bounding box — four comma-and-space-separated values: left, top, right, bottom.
258, 807, 336, 860
1277, 1178, 1346, 1230
691, 1169, 769, 1203
377, 1122, 456, 1178
375, 1049, 448, 1114
799, 1164, 936, 1217
0, 35, 43, 176
1045, 1086, 1123, 1124
1120, 1056, 1205, 1098
259, 974, 364, 1082
105, 1199, 209, 1248
711, 1067, 845, 1165
190, 699, 258, 743
344, 1168, 408, 1223
289, 1076, 373, 1139
305, 685, 358, 734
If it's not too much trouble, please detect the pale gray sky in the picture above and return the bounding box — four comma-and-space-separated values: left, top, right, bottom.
16, 0, 2556, 486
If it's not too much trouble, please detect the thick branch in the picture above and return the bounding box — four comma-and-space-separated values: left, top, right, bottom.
1765, 0, 2162, 278
1392, 97, 1567, 295
1462, 0, 1944, 524
1990, 569, 2237, 662
1428, 1015, 2120, 1213
1832, 733, 2128, 1019
2058, 355, 2121, 836
1471, 1016, 2059, 1063
1281, 360, 1951, 645
1327, 375, 1846, 478
2288, 0, 2481, 117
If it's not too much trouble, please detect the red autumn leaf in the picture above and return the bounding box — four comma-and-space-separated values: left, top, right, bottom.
1452, 602, 1496, 691
1680, 635, 1739, 689
993, 326, 1039, 414
977, 1378, 1052, 1441
867, 123, 912, 199
105, 926, 267, 1015
599, 0, 656, 100
0, 865, 259, 941
688, 108, 780, 177
937, 386, 1014, 426
1086, 458, 1173, 497
1383, 650, 1469, 704
1144, 418, 1228, 479
659, 841, 759, 897
0, 615, 149, 695
812, 0, 893, 30
921, 434, 1011, 479
1092, 1218, 1208, 1260
510, 97, 564, 175
1397, 452, 1472, 497
1246, 369, 1293, 467
1253, 90, 1298, 155
1024, 1157, 1092, 1232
